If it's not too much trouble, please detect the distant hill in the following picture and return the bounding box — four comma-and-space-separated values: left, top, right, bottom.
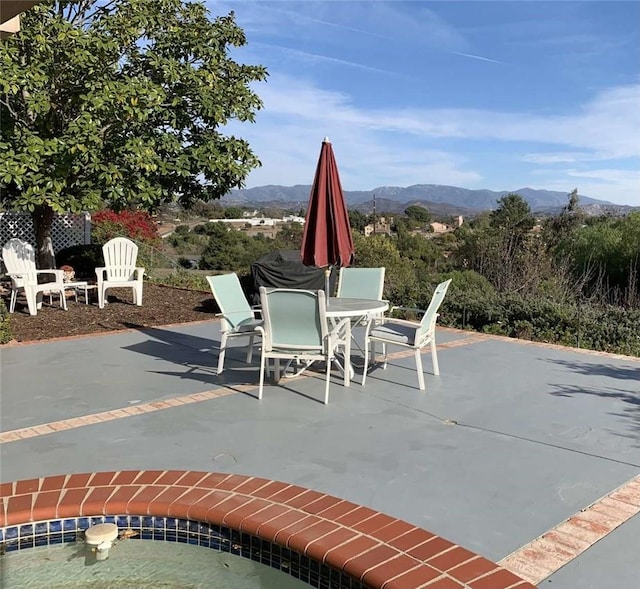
224, 184, 624, 215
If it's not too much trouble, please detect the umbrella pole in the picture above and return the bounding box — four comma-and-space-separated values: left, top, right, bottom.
325, 268, 331, 298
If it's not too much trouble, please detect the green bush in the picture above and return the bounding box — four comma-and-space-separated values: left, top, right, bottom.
148, 269, 209, 291
0, 298, 12, 344
56, 244, 105, 279
436, 284, 640, 356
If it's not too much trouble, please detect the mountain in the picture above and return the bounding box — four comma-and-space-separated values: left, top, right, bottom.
224, 184, 619, 214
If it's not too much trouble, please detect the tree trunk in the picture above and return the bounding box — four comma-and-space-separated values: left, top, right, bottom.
32, 204, 56, 269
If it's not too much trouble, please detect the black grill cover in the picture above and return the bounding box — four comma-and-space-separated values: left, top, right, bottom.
250, 250, 337, 304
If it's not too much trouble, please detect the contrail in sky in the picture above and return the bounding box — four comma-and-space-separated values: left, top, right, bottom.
452, 51, 505, 65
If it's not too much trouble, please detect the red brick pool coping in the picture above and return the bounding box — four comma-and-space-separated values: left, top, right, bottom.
0, 470, 535, 589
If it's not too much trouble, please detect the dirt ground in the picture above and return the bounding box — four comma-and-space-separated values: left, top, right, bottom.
2, 283, 219, 343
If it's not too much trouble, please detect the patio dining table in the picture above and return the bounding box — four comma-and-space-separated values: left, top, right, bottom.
326, 297, 389, 386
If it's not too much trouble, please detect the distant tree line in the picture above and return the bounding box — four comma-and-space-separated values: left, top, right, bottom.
165, 190, 639, 356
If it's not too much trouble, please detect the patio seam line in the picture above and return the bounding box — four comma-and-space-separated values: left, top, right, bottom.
0, 336, 484, 445
5, 321, 638, 365
498, 473, 640, 586
0, 470, 536, 589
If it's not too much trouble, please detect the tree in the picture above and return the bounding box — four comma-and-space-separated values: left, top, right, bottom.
404, 205, 431, 224
491, 193, 534, 234
0, 0, 267, 266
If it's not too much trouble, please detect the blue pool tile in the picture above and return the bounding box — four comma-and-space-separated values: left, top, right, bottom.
35, 522, 48, 536
129, 516, 141, 528
49, 533, 63, 545
154, 517, 166, 529
19, 524, 33, 537
117, 515, 129, 527
77, 517, 90, 529
63, 519, 76, 531
49, 520, 62, 533
165, 518, 176, 530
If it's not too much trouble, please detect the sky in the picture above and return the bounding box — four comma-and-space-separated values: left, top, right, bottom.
208, 1, 640, 206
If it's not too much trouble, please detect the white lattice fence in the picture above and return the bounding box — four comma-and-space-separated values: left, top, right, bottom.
0, 212, 91, 252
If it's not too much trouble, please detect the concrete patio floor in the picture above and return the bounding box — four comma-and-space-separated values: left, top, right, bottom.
1, 320, 639, 587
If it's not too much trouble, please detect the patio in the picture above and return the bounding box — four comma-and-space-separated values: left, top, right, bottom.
1, 320, 639, 587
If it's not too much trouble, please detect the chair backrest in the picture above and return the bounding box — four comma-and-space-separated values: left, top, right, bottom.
2, 239, 38, 285
417, 279, 452, 339
336, 267, 385, 300
259, 287, 326, 352
207, 273, 254, 330
102, 237, 139, 280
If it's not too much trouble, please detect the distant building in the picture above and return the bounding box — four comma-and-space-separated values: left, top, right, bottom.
364, 216, 392, 237
429, 222, 450, 234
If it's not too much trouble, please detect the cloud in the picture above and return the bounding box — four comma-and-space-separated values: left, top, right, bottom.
223, 75, 640, 204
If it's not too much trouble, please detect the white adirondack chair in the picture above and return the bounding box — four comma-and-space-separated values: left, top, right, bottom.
1, 239, 67, 316
95, 237, 145, 309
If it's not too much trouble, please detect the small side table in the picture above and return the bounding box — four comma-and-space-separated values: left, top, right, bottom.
47, 281, 91, 305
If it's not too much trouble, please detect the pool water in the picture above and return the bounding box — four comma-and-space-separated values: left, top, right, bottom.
0, 540, 310, 588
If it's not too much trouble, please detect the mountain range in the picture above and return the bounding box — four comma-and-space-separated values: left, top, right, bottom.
224, 184, 632, 216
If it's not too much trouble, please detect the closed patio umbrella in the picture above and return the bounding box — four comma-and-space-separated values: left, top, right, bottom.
300, 137, 354, 294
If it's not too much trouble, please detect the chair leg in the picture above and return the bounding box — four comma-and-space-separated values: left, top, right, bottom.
9, 289, 17, 313
415, 349, 425, 390
25, 288, 37, 316
246, 335, 255, 364
343, 329, 351, 388
217, 333, 228, 374
324, 356, 331, 404
362, 339, 370, 387
58, 288, 68, 311
134, 284, 143, 306
258, 353, 266, 400
431, 337, 440, 375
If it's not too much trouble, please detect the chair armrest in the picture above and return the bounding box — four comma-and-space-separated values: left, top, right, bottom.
378, 317, 422, 330
36, 269, 64, 282
135, 267, 145, 279
388, 305, 425, 319
95, 267, 106, 279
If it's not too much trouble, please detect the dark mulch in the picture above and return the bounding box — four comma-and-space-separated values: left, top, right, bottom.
2, 283, 219, 343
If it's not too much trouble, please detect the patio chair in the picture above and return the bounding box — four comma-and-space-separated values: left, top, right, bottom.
1, 238, 67, 316
257, 287, 350, 404
336, 266, 386, 352
336, 267, 385, 300
362, 279, 452, 390
207, 273, 263, 374
96, 237, 144, 309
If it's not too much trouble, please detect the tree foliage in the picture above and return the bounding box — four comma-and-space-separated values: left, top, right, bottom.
0, 0, 267, 265
404, 204, 431, 224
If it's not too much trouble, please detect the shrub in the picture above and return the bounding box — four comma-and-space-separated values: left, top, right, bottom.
0, 298, 12, 343
148, 269, 209, 291
56, 244, 105, 279
91, 210, 161, 246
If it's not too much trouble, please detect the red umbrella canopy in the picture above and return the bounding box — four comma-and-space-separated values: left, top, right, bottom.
300, 138, 354, 269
